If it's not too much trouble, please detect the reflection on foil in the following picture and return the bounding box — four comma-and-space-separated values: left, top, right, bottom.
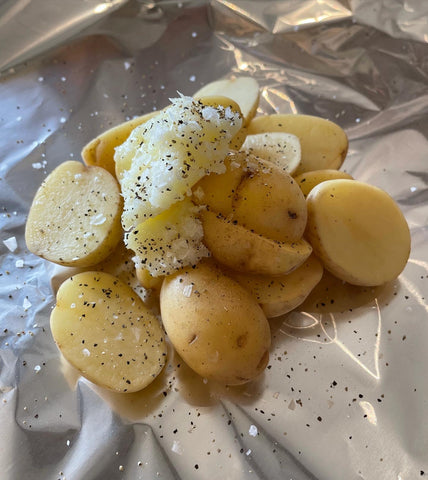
281, 299, 382, 380
212, 0, 352, 34
359, 400, 377, 425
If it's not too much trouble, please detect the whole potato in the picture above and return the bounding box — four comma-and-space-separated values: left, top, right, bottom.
160, 261, 271, 385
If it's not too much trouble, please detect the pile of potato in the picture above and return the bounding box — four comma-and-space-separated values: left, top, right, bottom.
25, 78, 411, 391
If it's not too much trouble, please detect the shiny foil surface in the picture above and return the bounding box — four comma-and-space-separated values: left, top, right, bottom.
1, 1, 428, 479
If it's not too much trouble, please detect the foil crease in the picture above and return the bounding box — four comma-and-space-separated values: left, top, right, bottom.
1, 1, 428, 479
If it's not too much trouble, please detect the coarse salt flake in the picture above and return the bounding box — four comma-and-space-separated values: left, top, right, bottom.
34, 365, 41, 373
171, 440, 183, 455
90, 213, 106, 225
249, 425, 258, 437
15, 259, 24, 268
3, 236, 17, 252
82, 348, 91, 357
183, 284, 193, 297
23, 298, 32, 310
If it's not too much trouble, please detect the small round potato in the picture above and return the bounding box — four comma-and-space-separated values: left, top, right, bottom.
160, 261, 271, 385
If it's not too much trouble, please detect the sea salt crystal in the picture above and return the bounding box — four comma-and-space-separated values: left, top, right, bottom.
82, 348, 91, 357
189, 75, 196, 82
249, 425, 258, 437
3, 236, 17, 252
171, 440, 183, 455
23, 298, 32, 310
183, 284, 193, 297
34, 365, 41, 373
15, 259, 24, 268
90, 213, 106, 225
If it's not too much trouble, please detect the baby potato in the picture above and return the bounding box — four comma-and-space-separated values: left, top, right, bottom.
82, 111, 159, 177
198, 96, 247, 150
160, 261, 270, 385
228, 255, 323, 318
50, 271, 167, 393
306, 179, 411, 286
25, 161, 122, 267
248, 114, 348, 175
126, 198, 209, 277
192, 151, 247, 216
202, 210, 312, 275
193, 77, 259, 127
231, 157, 307, 242
241, 132, 302, 175
294, 169, 354, 197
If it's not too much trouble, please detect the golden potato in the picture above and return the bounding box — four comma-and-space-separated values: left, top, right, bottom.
50, 271, 167, 392
248, 114, 348, 175
241, 132, 302, 174
201, 210, 312, 275
231, 157, 307, 242
294, 169, 354, 196
82, 111, 159, 177
25, 161, 122, 267
306, 179, 411, 286
193, 77, 259, 126
228, 255, 323, 318
160, 261, 270, 385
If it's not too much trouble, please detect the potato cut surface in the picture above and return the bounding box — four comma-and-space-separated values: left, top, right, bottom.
306, 179, 411, 286
25, 161, 122, 267
229, 255, 323, 318
193, 77, 259, 126
241, 132, 301, 174
50, 271, 167, 392
202, 210, 312, 275
160, 261, 270, 385
248, 114, 348, 175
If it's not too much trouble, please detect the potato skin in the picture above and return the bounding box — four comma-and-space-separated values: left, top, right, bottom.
160, 262, 271, 385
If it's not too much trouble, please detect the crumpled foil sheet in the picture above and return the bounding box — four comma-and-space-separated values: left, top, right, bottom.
1, 0, 428, 479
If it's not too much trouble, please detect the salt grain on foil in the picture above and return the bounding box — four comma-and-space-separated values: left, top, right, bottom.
15, 259, 24, 268
249, 425, 258, 437
34, 365, 41, 373
171, 440, 183, 455
23, 298, 32, 310
3, 236, 17, 252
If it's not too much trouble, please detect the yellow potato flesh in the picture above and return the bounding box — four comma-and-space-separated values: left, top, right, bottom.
25, 161, 122, 267
193, 77, 260, 127
229, 255, 323, 318
202, 210, 312, 275
306, 179, 411, 286
82, 111, 159, 177
50, 271, 167, 392
160, 262, 270, 385
192, 152, 246, 215
294, 169, 354, 197
248, 114, 348, 175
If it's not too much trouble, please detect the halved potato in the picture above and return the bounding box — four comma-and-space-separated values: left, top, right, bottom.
192, 151, 247, 215
201, 210, 312, 275
50, 271, 167, 393
305, 179, 411, 286
126, 198, 209, 277
241, 132, 301, 174
198, 95, 247, 150
294, 169, 354, 197
160, 261, 270, 385
193, 77, 259, 126
228, 255, 323, 318
25, 161, 123, 267
231, 157, 307, 242
248, 114, 348, 175
82, 111, 159, 176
